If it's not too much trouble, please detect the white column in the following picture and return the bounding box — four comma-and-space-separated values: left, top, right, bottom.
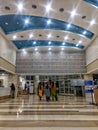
34, 75, 39, 94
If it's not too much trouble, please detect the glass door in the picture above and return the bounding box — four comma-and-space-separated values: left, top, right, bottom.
59, 80, 74, 95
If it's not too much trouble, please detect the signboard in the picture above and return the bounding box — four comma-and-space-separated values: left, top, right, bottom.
71, 79, 84, 86
85, 80, 93, 93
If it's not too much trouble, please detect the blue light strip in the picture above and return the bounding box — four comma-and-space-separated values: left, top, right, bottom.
0, 15, 94, 39
84, 0, 98, 7
12, 40, 84, 49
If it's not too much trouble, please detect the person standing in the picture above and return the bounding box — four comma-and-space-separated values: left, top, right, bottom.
51, 82, 58, 101
10, 83, 15, 98
45, 83, 50, 102
37, 82, 44, 101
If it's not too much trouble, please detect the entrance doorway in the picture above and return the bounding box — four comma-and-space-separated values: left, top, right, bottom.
59, 80, 74, 95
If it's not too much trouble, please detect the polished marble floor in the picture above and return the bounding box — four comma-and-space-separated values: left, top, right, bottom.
0, 94, 98, 130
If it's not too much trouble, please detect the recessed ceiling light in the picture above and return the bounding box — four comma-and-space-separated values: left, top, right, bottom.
47, 19, 51, 24
17, 2, 23, 12
29, 34, 33, 38
67, 23, 71, 28
24, 18, 30, 25
13, 35, 17, 39
90, 19, 95, 25
71, 10, 76, 17
46, 3, 51, 12
17, 22, 19, 24
83, 31, 86, 34
48, 41, 51, 45
64, 36, 68, 40
61, 47, 64, 50
62, 42, 65, 45
79, 40, 82, 44
35, 48, 38, 51
22, 49, 27, 54
2, 73, 4, 76
5, 22, 8, 25
47, 33, 51, 38
48, 47, 51, 50
33, 41, 36, 45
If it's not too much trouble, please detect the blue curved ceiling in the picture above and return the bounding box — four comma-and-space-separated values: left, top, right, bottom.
12, 40, 84, 49
84, 0, 98, 7
0, 15, 94, 39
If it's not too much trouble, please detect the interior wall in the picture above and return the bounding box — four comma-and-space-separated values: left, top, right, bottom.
86, 37, 98, 73
0, 74, 8, 87
0, 31, 17, 66
16, 50, 86, 74
86, 37, 98, 65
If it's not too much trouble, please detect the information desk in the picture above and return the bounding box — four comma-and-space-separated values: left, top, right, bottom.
94, 89, 98, 105
0, 87, 10, 98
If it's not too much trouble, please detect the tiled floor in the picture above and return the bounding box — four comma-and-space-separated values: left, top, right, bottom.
0, 94, 98, 129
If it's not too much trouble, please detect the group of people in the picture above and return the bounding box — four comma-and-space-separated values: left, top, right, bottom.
37, 82, 58, 101
10, 81, 58, 101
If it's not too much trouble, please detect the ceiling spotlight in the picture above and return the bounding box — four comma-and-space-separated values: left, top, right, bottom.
2, 73, 4, 76
64, 35, 68, 40
67, 23, 71, 28
90, 19, 95, 25
71, 10, 76, 17
83, 31, 87, 35
35, 48, 38, 51
47, 19, 51, 24
61, 47, 64, 50
13, 35, 17, 39
48, 47, 51, 50
79, 40, 82, 44
76, 44, 79, 47
29, 34, 33, 38
62, 42, 65, 45
24, 18, 30, 25
33, 41, 36, 45
17, 2, 23, 12
47, 33, 51, 38
48, 41, 51, 45
46, 3, 51, 12
5, 22, 8, 25
22, 49, 27, 54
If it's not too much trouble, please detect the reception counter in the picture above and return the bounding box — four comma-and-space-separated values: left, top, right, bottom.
0, 87, 10, 99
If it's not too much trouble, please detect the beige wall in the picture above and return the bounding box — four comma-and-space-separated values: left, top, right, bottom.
0, 57, 15, 73
86, 37, 98, 73
86, 59, 98, 73
0, 30, 17, 65
84, 74, 93, 80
